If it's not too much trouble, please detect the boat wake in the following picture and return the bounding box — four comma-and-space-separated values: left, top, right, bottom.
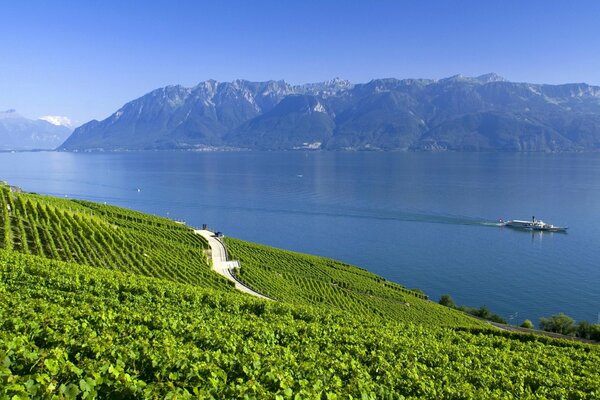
48, 191, 507, 229
479, 221, 506, 227
353, 211, 501, 227
193, 203, 506, 228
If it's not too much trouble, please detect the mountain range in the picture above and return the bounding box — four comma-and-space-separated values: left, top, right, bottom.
0, 110, 72, 151
59, 74, 600, 151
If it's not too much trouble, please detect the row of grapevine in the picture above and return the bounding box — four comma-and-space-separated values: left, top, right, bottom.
74, 200, 207, 249
0, 189, 11, 249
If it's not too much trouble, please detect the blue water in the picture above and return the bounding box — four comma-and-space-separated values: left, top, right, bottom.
2, 151, 599, 324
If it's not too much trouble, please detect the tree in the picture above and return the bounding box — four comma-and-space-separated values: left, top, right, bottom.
576, 321, 600, 340
591, 324, 600, 341
576, 321, 592, 339
473, 306, 491, 319
439, 294, 456, 308
539, 313, 576, 336
520, 320, 534, 329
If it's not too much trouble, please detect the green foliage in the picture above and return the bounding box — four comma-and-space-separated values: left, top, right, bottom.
438, 294, 456, 308
469, 307, 507, 324
521, 320, 535, 329
225, 238, 483, 327
576, 321, 600, 341
1, 250, 600, 399
591, 326, 600, 341
438, 294, 507, 324
540, 313, 577, 336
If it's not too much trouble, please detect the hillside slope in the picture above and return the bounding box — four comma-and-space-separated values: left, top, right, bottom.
226, 238, 476, 327
0, 185, 231, 291
2, 250, 600, 398
1, 186, 599, 397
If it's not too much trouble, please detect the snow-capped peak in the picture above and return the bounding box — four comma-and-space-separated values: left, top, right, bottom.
39, 115, 73, 128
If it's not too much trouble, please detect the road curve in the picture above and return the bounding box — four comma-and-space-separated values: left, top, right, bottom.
195, 230, 271, 300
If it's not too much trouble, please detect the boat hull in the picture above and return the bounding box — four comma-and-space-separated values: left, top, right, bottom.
502, 220, 568, 232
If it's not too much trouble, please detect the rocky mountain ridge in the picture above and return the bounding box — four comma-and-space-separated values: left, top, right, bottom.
59, 75, 600, 151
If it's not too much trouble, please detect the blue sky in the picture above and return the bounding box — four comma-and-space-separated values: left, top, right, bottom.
2, 0, 600, 125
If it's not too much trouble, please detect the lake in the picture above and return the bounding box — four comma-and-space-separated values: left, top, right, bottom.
2, 151, 599, 324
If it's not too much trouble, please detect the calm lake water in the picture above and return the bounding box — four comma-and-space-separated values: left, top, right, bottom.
2, 151, 599, 324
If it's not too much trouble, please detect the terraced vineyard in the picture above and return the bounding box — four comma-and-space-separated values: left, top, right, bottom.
1, 185, 599, 398
225, 238, 480, 326
0, 185, 231, 291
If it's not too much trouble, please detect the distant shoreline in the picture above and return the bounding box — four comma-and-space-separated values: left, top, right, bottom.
3, 148, 600, 154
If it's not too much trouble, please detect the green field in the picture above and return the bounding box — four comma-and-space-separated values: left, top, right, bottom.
1, 184, 599, 398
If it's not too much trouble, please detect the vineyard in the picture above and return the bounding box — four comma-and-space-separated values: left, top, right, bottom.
1, 184, 599, 398
2, 249, 600, 398
225, 238, 481, 327
0, 185, 232, 291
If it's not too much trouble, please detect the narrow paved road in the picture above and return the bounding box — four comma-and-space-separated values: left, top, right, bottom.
195, 230, 271, 300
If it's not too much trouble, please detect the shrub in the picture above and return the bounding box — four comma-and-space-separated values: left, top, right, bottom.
539, 313, 576, 336
439, 294, 456, 308
520, 320, 534, 329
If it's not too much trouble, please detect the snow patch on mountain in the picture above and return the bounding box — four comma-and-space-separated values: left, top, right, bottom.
313, 101, 326, 113
0, 110, 72, 150
39, 115, 73, 128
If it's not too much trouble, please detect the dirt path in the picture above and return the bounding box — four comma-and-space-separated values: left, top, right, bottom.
195, 230, 271, 300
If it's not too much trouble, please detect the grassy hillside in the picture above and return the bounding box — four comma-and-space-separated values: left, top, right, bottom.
1, 185, 599, 398
226, 238, 480, 327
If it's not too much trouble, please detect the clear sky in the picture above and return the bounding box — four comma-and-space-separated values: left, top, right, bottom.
2, 0, 600, 125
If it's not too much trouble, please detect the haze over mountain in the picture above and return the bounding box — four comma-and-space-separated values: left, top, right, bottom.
0, 109, 72, 150
60, 74, 600, 152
